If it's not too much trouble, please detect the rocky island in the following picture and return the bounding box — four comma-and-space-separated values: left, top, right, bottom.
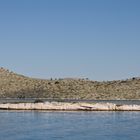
0, 67, 140, 99
0, 67, 140, 111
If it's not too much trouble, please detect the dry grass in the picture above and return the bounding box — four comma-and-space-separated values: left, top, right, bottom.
0, 67, 140, 99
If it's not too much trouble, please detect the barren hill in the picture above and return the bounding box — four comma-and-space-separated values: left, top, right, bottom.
0, 67, 140, 99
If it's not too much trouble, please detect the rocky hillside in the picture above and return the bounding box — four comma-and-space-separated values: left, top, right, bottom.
0, 67, 140, 99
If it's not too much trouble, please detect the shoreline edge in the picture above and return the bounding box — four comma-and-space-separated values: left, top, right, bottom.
0, 102, 140, 111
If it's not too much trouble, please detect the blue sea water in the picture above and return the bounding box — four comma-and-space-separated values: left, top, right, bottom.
0, 111, 140, 140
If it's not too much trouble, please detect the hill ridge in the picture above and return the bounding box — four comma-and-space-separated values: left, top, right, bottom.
0, 67, 140, 99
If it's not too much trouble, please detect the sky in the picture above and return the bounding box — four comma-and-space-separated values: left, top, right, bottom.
0, 0, 140, 81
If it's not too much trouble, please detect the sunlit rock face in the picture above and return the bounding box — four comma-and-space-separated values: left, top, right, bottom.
0, 102, 140, 111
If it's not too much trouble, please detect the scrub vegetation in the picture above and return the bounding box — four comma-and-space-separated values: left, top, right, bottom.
0, 67, 140, 99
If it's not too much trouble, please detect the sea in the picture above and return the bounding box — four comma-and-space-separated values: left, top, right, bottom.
0, 111, 140, 140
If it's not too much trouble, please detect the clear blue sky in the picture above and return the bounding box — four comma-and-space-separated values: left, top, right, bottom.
0, 0, 140, 81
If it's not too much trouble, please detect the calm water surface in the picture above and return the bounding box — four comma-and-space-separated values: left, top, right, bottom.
1, 99, 140, 105
0, 111, 140, 140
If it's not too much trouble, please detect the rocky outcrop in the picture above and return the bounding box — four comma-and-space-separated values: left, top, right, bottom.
0, 67, 140, 99
0, 102, 140, 111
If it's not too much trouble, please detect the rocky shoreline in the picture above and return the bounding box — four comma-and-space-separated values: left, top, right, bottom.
0, 102, 140, 111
